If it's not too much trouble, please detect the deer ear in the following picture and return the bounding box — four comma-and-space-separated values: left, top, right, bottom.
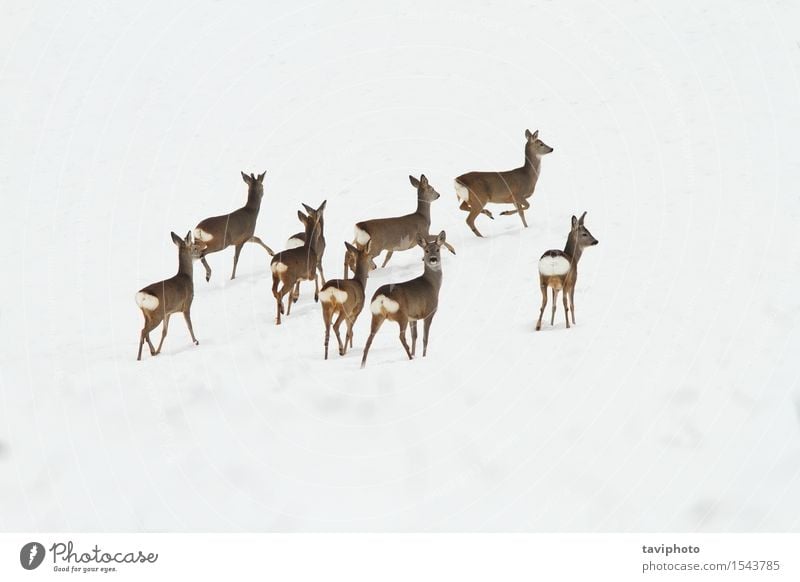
185, 231, 192, 244
318, 199, 327, 212
436, 230, 446, 246
532, 129, 539, 139
297, 210, 307, 223
257, 171, 266, 183
416, 233, 428, 248
525, 129, 532, 140
578, 211, 587, 225
571, 215, 578, 229
301, 203, 315, 215
344, 241, 356, 254
171, 231, 183, 246
419, 174, 428, 186
241, 171, 251, 184
409, 175, 420, 188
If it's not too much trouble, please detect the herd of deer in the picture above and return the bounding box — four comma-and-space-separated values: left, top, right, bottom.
134, 129, 599, 366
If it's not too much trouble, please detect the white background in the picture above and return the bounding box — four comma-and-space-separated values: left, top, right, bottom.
0, 0, 799, 531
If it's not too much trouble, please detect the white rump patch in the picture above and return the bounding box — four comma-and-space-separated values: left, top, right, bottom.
370, 294, 400, 315
354, 226, 371, 246
135, 291, 159, 311
319, 287, 348, 304
271, 262, 289, 274
194, 228, 214, 242
538, 255, 571, 277
285, 237, 304, 249
455, 180, 469, 203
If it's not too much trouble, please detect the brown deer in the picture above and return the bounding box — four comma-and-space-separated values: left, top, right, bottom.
282, 200, 327, 284
536, 211, 598, 331
346, 174, 454, 277
135, 231, 206, 360
318, 241, 373, 359
194, 171, 274, 282
455, 129, 554, 237
360, 231, 447, 368
270, 206, 324, 325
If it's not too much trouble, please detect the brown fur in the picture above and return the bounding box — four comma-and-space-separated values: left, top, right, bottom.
456, 129, 554, 237
536, 212, 599, 331
270, 207, 323, 325
360, 231, 447, 368
195, 170, 274, 282
136, 231, 206, 360
320, 241, 372, 358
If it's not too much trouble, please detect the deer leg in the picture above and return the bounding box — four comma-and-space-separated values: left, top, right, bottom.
317, 261, 326, 285
343, 255, 350, 279
137, 316, 158, 360
323, 305, 333, 359
332, 311, 346, 356
460, 201, 494, 219
154, 313, 171, 355
345, 317, 355, 352
201, 256, 212, 282
287, 282, 297, 316
465, 207, 485, 238
563, 291, 571, 329
550, 288, 558, 326
535, 283, 548, 331
273, 275, 284, 324
397, 318, 413, 360
314, 274, 320, 303
248, 235, 274, 256
500, 199, 530, 216
183, 308, 199, 345
381, 251, 394, 268
421, 313, 435, 356
569, 287, 576, 324
410, 320, 418, 357
511, 195, 529, 228
361, 315, 386, 368
231, 243, 244, 280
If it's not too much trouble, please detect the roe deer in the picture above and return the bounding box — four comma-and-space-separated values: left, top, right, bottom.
360, 231, 447, 368
536, 212, 598, 331
455, 129, 554, 237
270, 207, 323, 325
346, 174, 454, 277
283, 200, 327, 284
194, 171, 274, 282
319, 241, 373, 359
135, 231, 206, 360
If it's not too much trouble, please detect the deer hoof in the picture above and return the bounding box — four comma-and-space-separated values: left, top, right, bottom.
194, 340, 199, 345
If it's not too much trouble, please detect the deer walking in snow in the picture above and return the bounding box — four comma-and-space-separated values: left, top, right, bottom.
536, 212, 598, 331
455, 129, 554, 237
270, 205, 325, 325
319, 241, 374, 359
194, 171, 274, 282
135, 232, 206, 360
360, 231, 447, 368
346, 174, 454, 277
283, 200, 327, 285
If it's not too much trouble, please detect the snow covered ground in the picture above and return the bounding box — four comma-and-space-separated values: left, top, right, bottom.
1, 0, 799, 531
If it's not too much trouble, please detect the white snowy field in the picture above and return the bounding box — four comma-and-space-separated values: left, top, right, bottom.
1, 0, 799, 532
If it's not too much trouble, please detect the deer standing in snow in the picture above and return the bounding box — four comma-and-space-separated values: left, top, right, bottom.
194, 171, 274, 282
282, 200, 327, 284
319, 241, 373, 359
455, 129, 554, 237
270, 205, 324, 325
135, 231, 206, 360
536, 212, 598, 331
360, 231, 447, 368
346, 175, 454, 277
